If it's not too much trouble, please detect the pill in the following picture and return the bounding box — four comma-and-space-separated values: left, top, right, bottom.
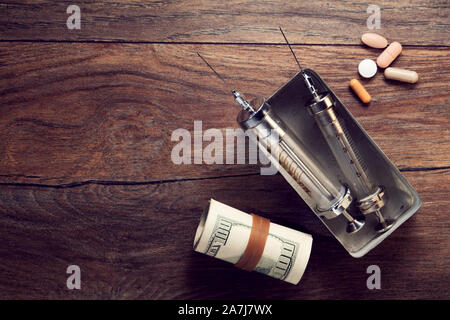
384, 67, 419, 83
361, 33, 388, 49
358, 59, 378, 78
376, 42, 402, 68
349, 79, 371, 103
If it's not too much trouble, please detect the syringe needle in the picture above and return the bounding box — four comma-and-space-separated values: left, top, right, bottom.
197, 52, 233, 93
279, 27, 302, 71
279, 28, 321, 101
197, 52, 255, 114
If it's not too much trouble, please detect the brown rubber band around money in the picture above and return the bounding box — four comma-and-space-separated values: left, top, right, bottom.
234, 214, 270, 271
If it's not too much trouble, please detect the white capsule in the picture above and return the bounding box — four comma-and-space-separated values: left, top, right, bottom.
384, 67, 419, 83
358, 59, 378, 78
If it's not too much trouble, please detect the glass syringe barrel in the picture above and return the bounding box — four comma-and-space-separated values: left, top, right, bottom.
236, 96, 352, 219
308, 94, 373, 197
307, 93, 386, 217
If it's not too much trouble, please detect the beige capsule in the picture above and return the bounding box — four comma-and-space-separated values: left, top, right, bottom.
384, 67, 419, 83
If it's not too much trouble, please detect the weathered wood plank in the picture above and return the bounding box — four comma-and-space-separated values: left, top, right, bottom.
0, 1, 449, 45
0, 43, 448, 185
0, 169, 447, 299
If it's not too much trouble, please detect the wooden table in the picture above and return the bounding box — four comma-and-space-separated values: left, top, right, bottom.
0, 1, 449, 299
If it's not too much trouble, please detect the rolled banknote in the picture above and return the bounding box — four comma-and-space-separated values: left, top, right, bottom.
193, 199, 313, 284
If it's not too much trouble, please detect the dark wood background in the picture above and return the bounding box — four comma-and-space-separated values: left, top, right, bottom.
0, 1, 449, 299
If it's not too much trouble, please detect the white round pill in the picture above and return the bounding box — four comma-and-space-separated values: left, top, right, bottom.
358, 59, 378, 78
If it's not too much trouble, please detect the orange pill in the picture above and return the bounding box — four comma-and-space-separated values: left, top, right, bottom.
349, 79, 371, 103
376, 42, 402, 68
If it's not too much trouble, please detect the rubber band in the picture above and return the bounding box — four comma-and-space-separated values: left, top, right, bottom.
234, 214, 270, 271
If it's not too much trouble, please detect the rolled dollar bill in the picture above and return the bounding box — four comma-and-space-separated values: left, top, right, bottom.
193, 199, 313, 284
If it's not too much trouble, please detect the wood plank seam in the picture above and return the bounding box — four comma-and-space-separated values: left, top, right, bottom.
0, 167, 448, 189
0, 40, 449, 49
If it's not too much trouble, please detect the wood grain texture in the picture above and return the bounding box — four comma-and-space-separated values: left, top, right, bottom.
0, 0, 449, 300
0, 169, 448, 299
0, 0, 449, 45
0, 44, 449, 185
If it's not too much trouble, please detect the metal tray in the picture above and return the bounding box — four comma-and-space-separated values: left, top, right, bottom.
264, 69, 421, 257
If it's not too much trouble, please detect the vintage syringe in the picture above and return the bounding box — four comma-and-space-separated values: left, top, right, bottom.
197, 53, 365, 233
279, 28, 394, 232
